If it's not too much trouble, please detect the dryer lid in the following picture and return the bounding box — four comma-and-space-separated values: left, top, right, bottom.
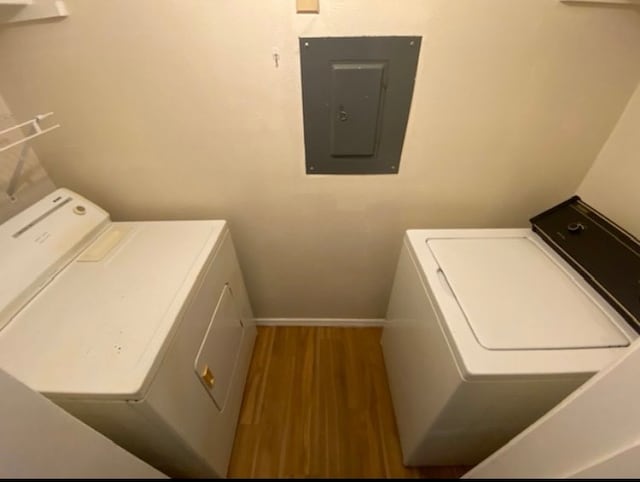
427, 237, 630, 350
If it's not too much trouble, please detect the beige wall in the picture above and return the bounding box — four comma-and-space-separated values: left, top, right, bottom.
579, 82, 640, 239
0, 0, 639, 318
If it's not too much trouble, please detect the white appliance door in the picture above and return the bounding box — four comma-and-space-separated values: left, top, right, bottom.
194, 284, 245, 411
428, 237, 629, 350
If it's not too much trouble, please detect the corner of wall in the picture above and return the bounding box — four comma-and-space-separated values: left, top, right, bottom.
576, 80, 640, 195
574, 80, 640, 238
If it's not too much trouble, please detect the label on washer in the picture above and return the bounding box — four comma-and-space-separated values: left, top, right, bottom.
77, 226, 130, 262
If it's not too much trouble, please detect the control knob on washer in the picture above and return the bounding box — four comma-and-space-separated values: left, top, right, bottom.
567, 222, 585, 234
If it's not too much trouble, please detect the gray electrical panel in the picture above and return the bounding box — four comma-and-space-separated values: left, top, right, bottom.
300, 36, 421, 175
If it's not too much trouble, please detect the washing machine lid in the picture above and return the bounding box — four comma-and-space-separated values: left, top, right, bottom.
427, 237, 630, 350
0, 220, 226, 399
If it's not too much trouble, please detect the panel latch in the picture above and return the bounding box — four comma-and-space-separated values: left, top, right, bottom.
201, 365, 215, 389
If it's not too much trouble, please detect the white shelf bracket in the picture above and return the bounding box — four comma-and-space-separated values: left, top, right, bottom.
0, 0, 68, 24
0, 113, 60, 200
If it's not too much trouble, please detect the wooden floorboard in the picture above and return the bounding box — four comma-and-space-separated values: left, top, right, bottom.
227, 326, 471, 478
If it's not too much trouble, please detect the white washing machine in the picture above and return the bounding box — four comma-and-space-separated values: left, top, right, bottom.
382, 197, 640, 466
0, 188, 256, 477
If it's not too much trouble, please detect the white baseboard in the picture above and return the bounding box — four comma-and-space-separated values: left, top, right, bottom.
255, 318, 385, 327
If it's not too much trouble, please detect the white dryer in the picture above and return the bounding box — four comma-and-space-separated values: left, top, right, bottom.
382, 197, 639, 466
0, 188, 256, 477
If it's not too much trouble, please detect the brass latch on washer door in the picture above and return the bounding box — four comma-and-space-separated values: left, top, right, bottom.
201, 365, 215, 389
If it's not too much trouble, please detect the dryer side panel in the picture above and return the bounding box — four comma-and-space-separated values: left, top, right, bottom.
145, 231, 257, 477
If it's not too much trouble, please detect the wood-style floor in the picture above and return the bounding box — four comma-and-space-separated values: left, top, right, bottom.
227, 326, 471, 478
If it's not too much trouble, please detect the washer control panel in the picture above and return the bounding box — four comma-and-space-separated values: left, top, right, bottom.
531, 196, 640, 333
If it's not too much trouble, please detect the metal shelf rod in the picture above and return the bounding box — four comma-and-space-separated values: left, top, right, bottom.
1, 112, 60, 200
0, 125, 60, 153
0, 112, 60, 154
